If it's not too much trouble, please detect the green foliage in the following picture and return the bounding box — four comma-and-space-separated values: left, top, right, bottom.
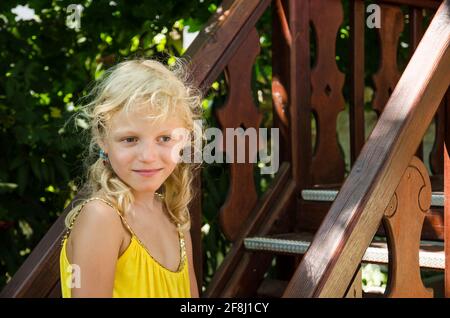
362, 264, 388, 293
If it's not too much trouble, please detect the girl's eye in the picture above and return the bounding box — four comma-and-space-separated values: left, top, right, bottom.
158, 135, 172, 143
123, 137, 138, 143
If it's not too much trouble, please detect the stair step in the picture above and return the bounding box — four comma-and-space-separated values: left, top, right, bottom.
301, 189, 444, 207
244, 233, 445, 269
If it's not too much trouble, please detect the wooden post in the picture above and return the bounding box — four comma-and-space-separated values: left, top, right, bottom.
445, 87, 450, 297
289, 0, 311, 190
445, 143, 449, 297
349, 0, 365, 165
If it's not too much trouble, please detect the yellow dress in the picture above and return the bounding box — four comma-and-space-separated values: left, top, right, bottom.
59, 197, 191, 298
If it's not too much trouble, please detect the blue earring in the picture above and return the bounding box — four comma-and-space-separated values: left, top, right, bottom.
99, 149, 108, 160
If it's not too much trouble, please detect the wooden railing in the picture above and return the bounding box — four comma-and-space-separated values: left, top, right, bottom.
298, 0, 445, 229
203, 0, 449, 297
283, 0, 450, 297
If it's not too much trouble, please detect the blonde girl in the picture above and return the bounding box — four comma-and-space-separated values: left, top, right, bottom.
59, 58, 202, 298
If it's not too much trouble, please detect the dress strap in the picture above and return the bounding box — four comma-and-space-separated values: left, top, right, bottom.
60, 197, 133, 246
177, 224, 186, 269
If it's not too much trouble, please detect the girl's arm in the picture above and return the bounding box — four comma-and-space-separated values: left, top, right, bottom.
185, 230, 200, 297
67, 200, 125, 297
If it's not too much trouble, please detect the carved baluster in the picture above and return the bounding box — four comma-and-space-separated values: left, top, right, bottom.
310, 0, 346, 185
216, 28, 263, 241
383, 156, 433, 298
372, 5, 404, 115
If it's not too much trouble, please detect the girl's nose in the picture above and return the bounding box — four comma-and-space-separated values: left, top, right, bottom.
138, 143, 157, 162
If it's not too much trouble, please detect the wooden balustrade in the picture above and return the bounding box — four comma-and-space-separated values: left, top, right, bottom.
283, 0, 450, 297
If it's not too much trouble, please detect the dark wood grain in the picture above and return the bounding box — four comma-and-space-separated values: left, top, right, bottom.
445, 93, 450, 297
190, 170, 203, 292
350, 0, 366, 166
289, 0, 312, 190
272, 1, 291, 165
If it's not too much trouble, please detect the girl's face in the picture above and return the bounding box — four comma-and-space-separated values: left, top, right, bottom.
101, 107, 188, 195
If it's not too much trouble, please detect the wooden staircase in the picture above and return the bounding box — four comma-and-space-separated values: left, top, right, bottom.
203, 0, 450, 298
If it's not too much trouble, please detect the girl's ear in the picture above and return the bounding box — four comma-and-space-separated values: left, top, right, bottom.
98, 139, 109, 153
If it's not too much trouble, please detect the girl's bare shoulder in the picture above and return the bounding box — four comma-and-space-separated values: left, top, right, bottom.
68, 199, 125, 254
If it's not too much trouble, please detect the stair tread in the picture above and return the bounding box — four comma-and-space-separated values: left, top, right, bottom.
244, 233, 444, 269
301, 189, 444, 207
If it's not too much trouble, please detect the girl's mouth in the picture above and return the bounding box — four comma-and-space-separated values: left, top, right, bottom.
132, 168, 163, 177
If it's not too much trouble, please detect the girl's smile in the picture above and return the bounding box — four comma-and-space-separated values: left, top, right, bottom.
132, 168, 164, 177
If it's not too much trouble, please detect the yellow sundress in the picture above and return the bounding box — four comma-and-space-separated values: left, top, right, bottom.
59, 197, 191, 298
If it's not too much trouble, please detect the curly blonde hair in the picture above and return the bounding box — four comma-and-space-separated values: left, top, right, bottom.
65, 58, 203, 232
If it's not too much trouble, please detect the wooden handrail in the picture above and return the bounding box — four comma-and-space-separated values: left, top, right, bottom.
0, 0, 271, 298
185, 0, 271, 92
283, 0, 450, 298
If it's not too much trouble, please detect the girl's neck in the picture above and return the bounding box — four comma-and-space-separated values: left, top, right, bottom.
132, 191, 162, 215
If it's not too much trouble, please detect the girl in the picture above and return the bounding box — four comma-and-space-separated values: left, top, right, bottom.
60, 58, 202, 298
